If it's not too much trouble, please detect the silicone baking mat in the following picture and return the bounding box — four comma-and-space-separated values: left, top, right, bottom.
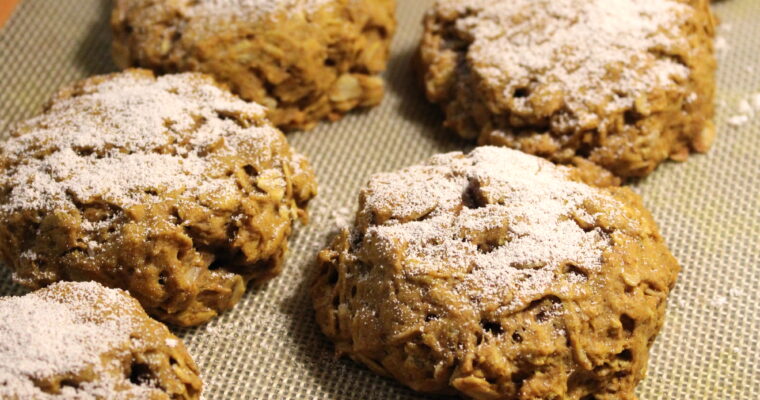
1, 1, 758, 399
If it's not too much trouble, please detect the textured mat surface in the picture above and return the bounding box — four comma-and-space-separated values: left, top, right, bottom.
1, 1, 758, 399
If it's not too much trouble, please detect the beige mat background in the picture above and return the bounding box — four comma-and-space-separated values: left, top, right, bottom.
1, 1, 758, 399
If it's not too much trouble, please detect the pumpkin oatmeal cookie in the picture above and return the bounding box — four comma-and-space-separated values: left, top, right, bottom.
312, 147, 680, 399
420, 0, 716, 178
0, 281, 202, 399
112, 0, 396, 131
0, 69, 317, 327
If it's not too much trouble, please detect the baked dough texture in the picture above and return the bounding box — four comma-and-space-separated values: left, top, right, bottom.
420, 0, 716, 178
0, 69, 317, 327
312, 147, 680, 399
112, 0, 397, 131
0, 281, 201, 399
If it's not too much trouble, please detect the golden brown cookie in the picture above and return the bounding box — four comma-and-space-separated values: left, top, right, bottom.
420, 0, 716, 178
112, 0, 397, 131
0, 69, 317, 327
312, 147, 680, 399
0, 281, 202, 399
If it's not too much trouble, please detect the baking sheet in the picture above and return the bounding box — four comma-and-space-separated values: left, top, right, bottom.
0, 0, 758, 398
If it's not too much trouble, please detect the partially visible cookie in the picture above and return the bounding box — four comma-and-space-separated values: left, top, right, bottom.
421, 0, 716, 178
112, 0, 397, 131
312, 147, 680, 399
0, 281, 202, 399
0, 69, 317, 327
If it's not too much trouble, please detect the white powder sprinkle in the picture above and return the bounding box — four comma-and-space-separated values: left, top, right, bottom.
710, 295, 728, 308
540, 301, 565, 321
361, 147, 616, 311
438, 0, 694, 128
0, 71, 285, 214
674, 296, 689, 311
330, 207, 353, 229
189, 0, 333, 19
726, 92, 760, 128
708, 288, 747, 309
0, 282, 156, 398
19, 250, 38, 261
715, 36, 729, 53
727, 115, 748, 127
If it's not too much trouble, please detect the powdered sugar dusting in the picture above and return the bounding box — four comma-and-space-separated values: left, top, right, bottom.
189, 0, 333, 19
727, 92, 760, 127
361, 147, 615, 311
0, 71, 284, 212
438, 0, 693, 129
0, 281, 157, 398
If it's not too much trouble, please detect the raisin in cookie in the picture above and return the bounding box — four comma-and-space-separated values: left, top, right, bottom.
420, 0, 716, 178
112, 0, 396, 131
0, 69, 317, 327
312, 147, 679, 399
0, 281, 201, 399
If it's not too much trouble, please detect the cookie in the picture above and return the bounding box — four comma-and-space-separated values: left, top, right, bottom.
312, 147, 679, 399
0, 69, 317, 327
420, 0, 716, 178
112, 0, 396, 131
0, 281, 201, 399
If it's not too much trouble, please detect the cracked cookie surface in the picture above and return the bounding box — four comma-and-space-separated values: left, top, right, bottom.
0, 69, 317, 326
312, 147, 679, 400
112, 0, 396, 130
0, 281, 202, 399
420, 0, 716, 178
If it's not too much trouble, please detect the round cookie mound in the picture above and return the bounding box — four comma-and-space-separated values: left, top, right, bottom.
312, 147, 679, 399
0, 69, 317, 327
112, 0, 397, 130
0, 281, 201, 399
421, 0, 716, 178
